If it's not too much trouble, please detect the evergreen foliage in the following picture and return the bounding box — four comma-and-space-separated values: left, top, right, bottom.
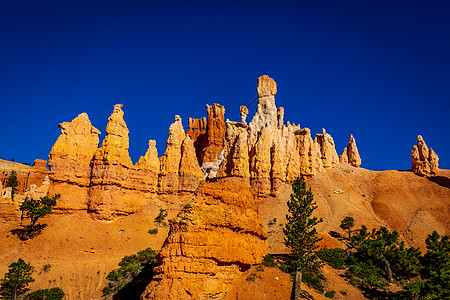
102, 247, 157, 298
19, 195, 60, 240
0, 258, 34, 300
26, 288, 65, 300
283, 177, 324, 291
394, 231, 449, 299
154, 209, 168, 227
6, 170, 19, 201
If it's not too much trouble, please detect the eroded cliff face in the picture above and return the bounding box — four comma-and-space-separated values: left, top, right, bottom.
141, 178, 268, 300
0, 159, 50, 220
217, 75, 344, 196
47, 113, 100, 212
411, 135, 439, 176
187, 103, 226, 166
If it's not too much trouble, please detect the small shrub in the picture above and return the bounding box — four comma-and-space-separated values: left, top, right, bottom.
268, 218, 277, 226
148, 228, 158, 235
261, 255, 277, 268
246, 273, 261, 282
27, 287, 65, 300
325, 290, 336, 298
340, 290, 347, 295
42, 264, 51, 272
154, 209, 168, 227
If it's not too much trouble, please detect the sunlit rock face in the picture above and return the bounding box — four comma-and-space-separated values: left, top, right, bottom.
45, 75, 355, 218
88, 104, 159, 220
218, 75, 340, 196
47, 112, 100, 212
340, 134, 362, 167
141, 178, 268, 300
411, 135, 439, 177
187, 103, 226, 165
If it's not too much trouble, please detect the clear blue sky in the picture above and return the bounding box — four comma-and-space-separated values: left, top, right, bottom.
1, 1, 449, 171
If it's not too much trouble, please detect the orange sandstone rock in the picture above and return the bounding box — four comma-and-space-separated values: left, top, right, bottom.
411, 135, 439, 176
315, 128, 339, 169
159, 115, 186, 193
178, 135, 203, 192
88, 104, 156, 220
141, 178, 268, 300
187, 104, 226, 165
340, 134, 362, 167
48, 113, 100, 211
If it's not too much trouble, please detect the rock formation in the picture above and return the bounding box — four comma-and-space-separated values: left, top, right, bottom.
411, 135, 439, 176
218, 75, 338, 196
141, 178, 268, 300
47, 113, 100, 211
340, 134, 362, 167
187, 104, 226, 165
88, 104, 159, 219
178, 136, 203, 192
0, 159, 51, 221
240, 105, 249, 124
315, 128, 339, 169
159, 115, 186, 193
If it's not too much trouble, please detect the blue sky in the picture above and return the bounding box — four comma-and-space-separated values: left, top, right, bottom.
1, 1, 449, 171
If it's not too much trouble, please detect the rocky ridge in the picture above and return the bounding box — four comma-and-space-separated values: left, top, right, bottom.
43, 75, 368, 218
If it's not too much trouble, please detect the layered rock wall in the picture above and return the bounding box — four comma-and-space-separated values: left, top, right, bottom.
187, 104, 226, 165
141, 178, 268, 300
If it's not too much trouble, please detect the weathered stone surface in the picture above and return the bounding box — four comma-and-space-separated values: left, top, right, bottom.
141, 178, 268, 300
240, 106, 249, 124
186, 117, 207, 142
94, 104, 133, 167
48, 113, 100, 186
188, 104, 226, 165
411, 135, 439, 176
340, 134, 362, 167
0, 159, 50, 220
217, 121, 250, 180
315, 128, 339, 169
218, 75, 338, 196
179, 136, 203, 192
159, 115, 186, 193
47, 113, 100, 211
88, 104, 155, 219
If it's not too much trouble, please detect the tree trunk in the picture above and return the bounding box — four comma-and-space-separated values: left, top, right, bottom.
383, 259, 393, 282
294, 270, 302, 299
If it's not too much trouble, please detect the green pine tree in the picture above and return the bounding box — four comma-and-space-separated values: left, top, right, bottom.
19, 194, 60, 240
6, 170, 19, 201
0, 258, 34, 300
283, 177, 324, 291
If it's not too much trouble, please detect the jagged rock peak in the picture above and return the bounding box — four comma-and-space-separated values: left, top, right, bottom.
206, 103, 225, 120
315, 128, 339, 169
136, 140, 160, 172
340, 134, 362, 167
48, 112, 100, 185
411, 135, 439, 176
179, 135, 203, 192
94, 104, 133, 166
159, 115, 186, 193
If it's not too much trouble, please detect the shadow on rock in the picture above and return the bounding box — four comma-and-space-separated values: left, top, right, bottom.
11, 223, 47, 240
428, 175, 450, 189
